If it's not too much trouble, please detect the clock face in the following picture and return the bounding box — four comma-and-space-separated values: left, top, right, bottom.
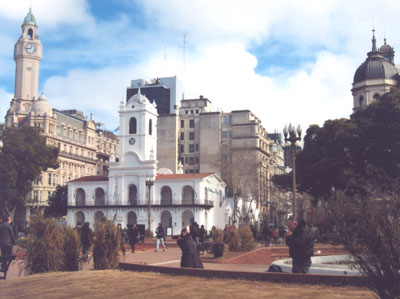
25, 43, 36, 54
129, 137, 136, 145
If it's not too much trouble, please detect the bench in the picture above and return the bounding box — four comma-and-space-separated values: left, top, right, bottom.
0, 255, 16, 280
198, 242, 213, 255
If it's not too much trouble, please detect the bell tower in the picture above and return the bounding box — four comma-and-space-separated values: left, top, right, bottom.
6, 8, 42, 125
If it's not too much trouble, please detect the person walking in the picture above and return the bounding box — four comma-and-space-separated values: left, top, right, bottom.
80, 222, 93, 262
0, 216, 16, 264
127, 224, 139, 253
285, 218, 314, 273
262, 225, 271, 247
198, 225, 206, 244
272, 228, 279, 245
155, 223, 166, 252
117, 224, 126, 255
177, 227, 204, 268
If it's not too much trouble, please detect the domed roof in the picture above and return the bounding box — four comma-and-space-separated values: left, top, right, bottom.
354, 32, 398, 83
127, 87, 151, 105
23, 8, 36, 26
354, 57, 398, 83
32, 92, 53, 117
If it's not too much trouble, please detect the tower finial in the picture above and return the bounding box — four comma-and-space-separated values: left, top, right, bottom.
372, 29, 377, 52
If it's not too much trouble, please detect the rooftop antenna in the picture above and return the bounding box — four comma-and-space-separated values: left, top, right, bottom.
182, 32, 187, 100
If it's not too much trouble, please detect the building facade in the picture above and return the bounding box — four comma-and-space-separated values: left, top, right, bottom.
67, 90, 227, 234
352, 30, 400, 110
4, 10, 118, 229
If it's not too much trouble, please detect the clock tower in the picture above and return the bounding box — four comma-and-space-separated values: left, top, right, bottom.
6, 8, 42, 125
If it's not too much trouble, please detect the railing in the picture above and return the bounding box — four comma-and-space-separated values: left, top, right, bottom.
59, 151, 97, 164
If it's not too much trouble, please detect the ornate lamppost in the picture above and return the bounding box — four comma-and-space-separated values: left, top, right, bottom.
145, 177, 154, 234
283, 124, 302, 219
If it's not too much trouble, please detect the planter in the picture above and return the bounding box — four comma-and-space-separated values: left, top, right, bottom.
213, 243, 224, 258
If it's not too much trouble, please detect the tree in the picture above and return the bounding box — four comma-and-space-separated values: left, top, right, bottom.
329, 185, 400, 298
273, 89, 400, 200
0, 125, 59, 216
44, 185, 68, 218
217, 149, 261, 225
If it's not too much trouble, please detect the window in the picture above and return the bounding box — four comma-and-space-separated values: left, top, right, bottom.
129, 117, 137, 134
189, 119, 195, 128
223, 115, 232, 125
180, 132, 184, 140
196, 157, 199, 163
359, 96, 364, 107
195, 144, 199, 151
189, 144, 195, 152
149, 119, 153, 135
189, 157, 195, 165
373, 93, 380, 102
180, 144, 184, 153
180, 120, 184, 128
189, 132, 195, 140
196, 109, 199, 114
48, 173, 52, 186
28, 28, 33, 39
185, 157, 188, 163
33, 190, 38, 202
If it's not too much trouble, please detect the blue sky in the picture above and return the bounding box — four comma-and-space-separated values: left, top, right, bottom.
1, 0, 399, 133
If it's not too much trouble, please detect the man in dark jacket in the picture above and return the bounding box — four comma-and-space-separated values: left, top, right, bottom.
285, 218, 314, 273
127, 224, 139, 253
0, 215, 16, 270
80, 222, 93, 262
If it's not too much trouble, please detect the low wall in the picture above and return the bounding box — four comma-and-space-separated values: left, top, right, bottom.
119, 262, 368, 287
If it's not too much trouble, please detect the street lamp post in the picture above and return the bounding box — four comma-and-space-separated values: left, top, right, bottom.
145, 177, 154, 234
283, 124, 302, 220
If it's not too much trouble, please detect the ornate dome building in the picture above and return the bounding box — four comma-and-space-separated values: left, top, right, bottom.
351, 31, 400, 110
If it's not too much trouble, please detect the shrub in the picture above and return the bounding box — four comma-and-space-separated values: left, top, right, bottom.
239, 226, 256, 251
228, 226, 241, 251
92, 219, 120, 270
60, 226, 80, 271
212, 228, 224, 244
24, 215, 64, 274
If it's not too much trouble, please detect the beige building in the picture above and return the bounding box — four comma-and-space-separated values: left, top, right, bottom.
157, 95, 282, 221
4, 9, 118, 229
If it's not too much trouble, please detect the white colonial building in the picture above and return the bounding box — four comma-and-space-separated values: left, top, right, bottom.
67, 90, 227, 235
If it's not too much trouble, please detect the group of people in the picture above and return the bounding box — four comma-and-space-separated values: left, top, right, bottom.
177, 224, 203, 268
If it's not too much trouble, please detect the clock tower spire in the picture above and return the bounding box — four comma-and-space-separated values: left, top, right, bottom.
6, 8, 42, 125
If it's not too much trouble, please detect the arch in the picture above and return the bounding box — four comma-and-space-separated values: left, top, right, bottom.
161, 186, 172, 205
94, 211, 104, 223
359, 95, 364, 107
75, 211, 85, 226
127, 211, 137, 225
75, 188, 85, 206
373, 93, 380, 102
161, 210, 172, 232
129, 117, 137, 134
28, 28, 33, 39
182, 210, 194, 227
182, 185, 194, 205
94, 188, 105, 206
149, 119, 153, 135
128, 185, 137, 205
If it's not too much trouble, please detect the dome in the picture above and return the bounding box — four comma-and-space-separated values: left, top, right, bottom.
23, 8, 36, 26
31, 92, 53, 117
354, 56, 398, 83
379, 38, 395, 64
127, 87, 151, 105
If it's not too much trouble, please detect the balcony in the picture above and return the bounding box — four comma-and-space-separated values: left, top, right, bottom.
59, 151, 97, 164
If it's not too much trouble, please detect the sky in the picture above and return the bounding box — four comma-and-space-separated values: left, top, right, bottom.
0, 0, 399, 135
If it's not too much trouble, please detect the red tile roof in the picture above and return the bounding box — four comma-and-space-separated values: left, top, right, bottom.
156, 173, 214, 180
68, 175, 109, 183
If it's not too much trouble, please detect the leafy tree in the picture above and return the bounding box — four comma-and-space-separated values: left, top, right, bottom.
44, 185, 68, 218
0, 125, 59, 216
273, 89, 400, 200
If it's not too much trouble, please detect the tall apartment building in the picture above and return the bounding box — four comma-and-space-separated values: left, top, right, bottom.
156, 95, 274, 212
4, 9, 119, 229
